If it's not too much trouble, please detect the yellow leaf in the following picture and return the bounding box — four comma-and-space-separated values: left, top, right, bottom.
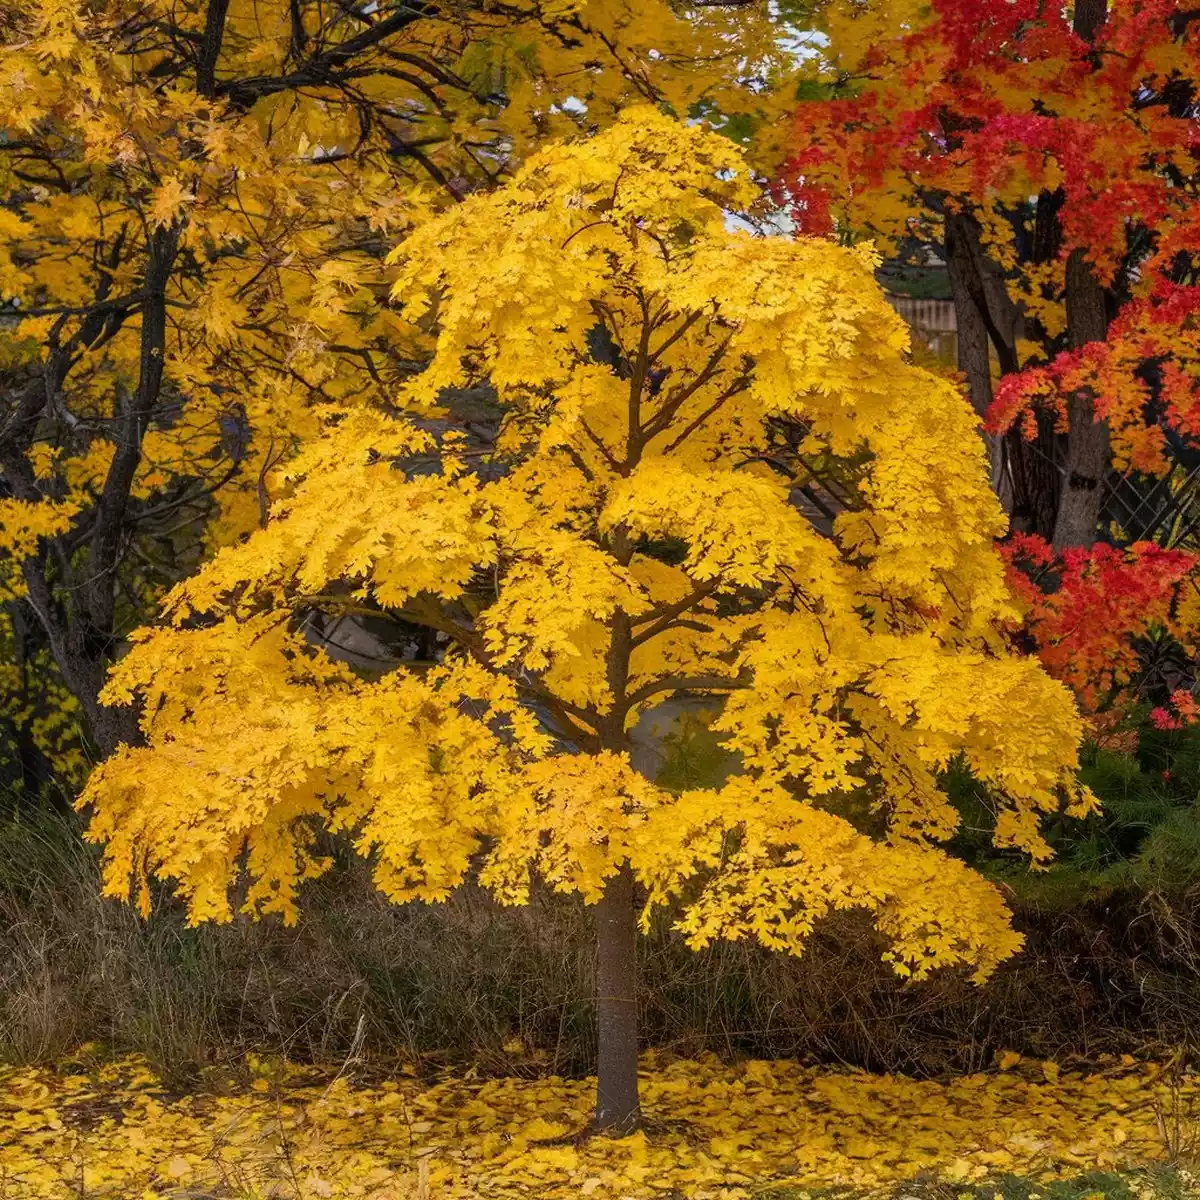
148, 178, 191, 228
164, 1156, 191, 1180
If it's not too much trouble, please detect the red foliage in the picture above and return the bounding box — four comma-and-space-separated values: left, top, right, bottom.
1150, 690, 1200, 729
786, 5, 1200, 730
785, 1, 1200, 472
1001, 535, 1199, 716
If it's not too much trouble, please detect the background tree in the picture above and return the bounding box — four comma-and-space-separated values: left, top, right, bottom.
0, 0, 798, 763
80, 110, 1091, 1134
785, 0, 1200, 551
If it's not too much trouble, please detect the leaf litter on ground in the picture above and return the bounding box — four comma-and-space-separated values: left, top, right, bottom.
0, 1051, 1197, 1198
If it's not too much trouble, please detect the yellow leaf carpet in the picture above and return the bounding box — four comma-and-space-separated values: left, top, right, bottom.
0, 1054, 1192, 1198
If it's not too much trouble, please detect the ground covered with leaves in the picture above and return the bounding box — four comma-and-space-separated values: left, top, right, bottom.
0, 1053, 1196, 1199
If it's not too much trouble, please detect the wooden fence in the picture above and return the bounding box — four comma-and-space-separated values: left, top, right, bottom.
884, 293, 957, 362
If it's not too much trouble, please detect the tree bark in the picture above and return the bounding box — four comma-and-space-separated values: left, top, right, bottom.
944, 210, 1022, 385
1005, 418, 1063, 542
593, 863, 640, 1135
1073, 0, 1108, 40
1051, 251, 1111, 550
1051, 0, 1111, 550
945, 218, 1008, 503
943, 208, 1064, 534
946, 216, 998, 425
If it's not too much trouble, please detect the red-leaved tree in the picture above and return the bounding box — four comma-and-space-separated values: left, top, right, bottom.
786, 0, 1200, 724
788, 0, 1200, 549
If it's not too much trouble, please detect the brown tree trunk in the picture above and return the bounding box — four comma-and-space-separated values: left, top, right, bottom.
944, 210, 1022, 389
1005, 418, 1063, 542
944, 208, 1063, 535
593, 863, 640, 1134
945, 227, 1011, 506
1051, 0, 1111, 550
1051, 250, 1110, 550
946, 227, 999, 423
1073, 0, 1108, 40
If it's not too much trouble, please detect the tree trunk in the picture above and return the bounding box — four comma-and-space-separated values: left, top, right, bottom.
943, 208, 1060, 529
944, 210, 1022, 388
593, 863, 640, 1134
1073, 0, 1108, 40
1051, 0, 1111, 550
1050, 411, 1107, 550
1006, 419, 1063, 542
946, 237, 1013, 507
87, 695, 141, 759
1051, 250, 1110, 551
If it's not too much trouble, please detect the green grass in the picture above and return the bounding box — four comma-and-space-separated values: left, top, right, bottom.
753, 1167, 1196, 1200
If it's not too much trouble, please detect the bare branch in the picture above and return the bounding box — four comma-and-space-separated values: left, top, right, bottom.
629, 579, 721, 648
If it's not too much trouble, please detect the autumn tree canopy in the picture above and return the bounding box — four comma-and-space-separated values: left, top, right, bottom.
0, 0, 798, 762
78, 110, 1092, 1132
787, 0, 1200, 551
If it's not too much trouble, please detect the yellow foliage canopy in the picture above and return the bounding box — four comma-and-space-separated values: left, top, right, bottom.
0, 0, 800, 764
0, 0, 797, 543
82, 110, 1093, 984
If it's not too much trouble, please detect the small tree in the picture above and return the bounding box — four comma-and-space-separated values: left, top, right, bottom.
82, 109, 1092, 1134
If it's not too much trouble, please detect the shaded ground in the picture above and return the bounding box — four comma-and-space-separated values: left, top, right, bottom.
0, 1053, 1197, 1198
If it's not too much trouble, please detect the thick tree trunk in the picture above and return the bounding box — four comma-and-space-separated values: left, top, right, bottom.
1051, 250, 1110, 551
593, 863, 640, 1134
1073, 0, 1108, 40
943, 209, 1062, 531
17, 561, 140, 759
1051, 0, 1111, 550
946, 230, 1010, 505
1006, 419, 1063, 542
88, 697, 141, 759
946, 228, 998, 422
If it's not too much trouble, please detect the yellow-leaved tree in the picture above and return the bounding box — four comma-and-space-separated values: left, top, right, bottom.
0, 0, 798, 760
81, 109, 1093, 1133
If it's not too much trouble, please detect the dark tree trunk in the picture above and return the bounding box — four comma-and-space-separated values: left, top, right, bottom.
87, 698, 142, 759
1051, 0, 1111, 550
1051, 250, 1111, 550
949, 280, 995, 419
944, 210, 1022, 385
1073, 0, 1108, 40
1004, 188, 1068, 542
943, 208, 1062, 531
593, 863, 640, 1134
1005, 418, 1063, 542
945, 220, 1009, 505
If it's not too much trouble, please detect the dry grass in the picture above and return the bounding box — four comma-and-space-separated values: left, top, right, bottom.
3, 808, 1200, 1082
